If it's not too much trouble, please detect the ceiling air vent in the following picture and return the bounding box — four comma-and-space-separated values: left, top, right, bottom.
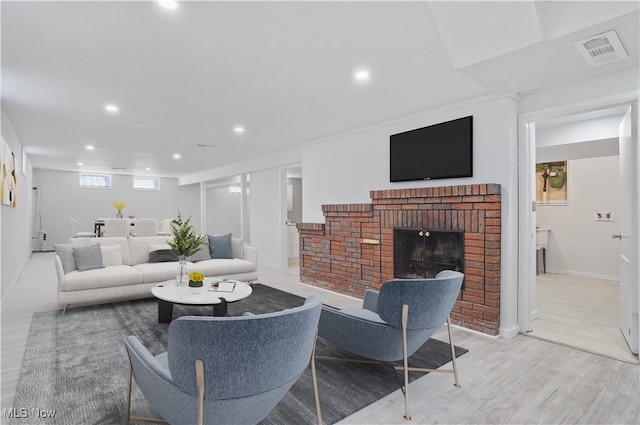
574, 30, 628, 66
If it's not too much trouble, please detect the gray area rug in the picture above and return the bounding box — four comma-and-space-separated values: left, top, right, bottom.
12, 284, 467, 424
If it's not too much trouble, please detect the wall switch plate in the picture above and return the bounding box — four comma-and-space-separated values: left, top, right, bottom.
587, 205, 593, 213
594, 211, 614, 222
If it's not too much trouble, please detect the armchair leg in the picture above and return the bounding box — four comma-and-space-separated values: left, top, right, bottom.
447, 317, 460, 388
401, 304, 411, 421
310, 332, 323, 425
124, 348, 169, 425
126, 355, 133, 425
196, 359, 205, 425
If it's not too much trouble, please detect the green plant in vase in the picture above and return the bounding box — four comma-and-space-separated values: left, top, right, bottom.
166, 211, 207, 285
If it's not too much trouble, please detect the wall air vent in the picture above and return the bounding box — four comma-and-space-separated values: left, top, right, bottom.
111, 166, 127, 170
574, 30, 628, 67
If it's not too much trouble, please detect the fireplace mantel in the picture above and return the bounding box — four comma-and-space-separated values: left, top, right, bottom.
297, 183, 502, 335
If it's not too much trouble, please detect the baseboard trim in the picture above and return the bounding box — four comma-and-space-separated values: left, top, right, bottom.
544, 268, 619, 282
499, 324, 520, 339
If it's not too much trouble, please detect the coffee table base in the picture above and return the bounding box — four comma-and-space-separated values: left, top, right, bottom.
157, 297, 228, 323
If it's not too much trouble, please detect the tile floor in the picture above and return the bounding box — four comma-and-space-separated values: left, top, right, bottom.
529, 272, 638, 364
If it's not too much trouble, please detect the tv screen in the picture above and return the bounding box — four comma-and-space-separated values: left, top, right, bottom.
390, 116, 473, 182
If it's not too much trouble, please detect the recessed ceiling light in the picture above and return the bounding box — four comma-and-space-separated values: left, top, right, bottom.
354, 69, 371, 83
159, 0, 178, 9
77, 162, 84, 166
145, 167, 151, 171
173, 154, 181, 159
105, 104, 119, 113
86, 145, 95, 150
234, 126, 245, 134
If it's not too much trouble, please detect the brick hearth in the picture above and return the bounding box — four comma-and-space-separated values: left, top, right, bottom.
297, 183, 502, 335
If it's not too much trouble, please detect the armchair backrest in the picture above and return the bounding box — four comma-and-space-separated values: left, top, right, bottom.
158, 218, 172, 234
132, 218, 158, 236
69, 217, 80, 236
167, 294, 322, 399
376, 270, 463, 330
104, 218, 131, 237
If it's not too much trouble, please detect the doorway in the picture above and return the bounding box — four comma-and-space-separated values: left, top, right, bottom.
284, 166, 302, 274
518, 100, 639, 363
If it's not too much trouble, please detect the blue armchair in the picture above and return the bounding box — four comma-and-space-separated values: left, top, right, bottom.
124, 294, 323, 425
315, 270, 464, 421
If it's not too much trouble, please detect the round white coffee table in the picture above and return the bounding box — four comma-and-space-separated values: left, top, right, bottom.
151, 278, 252, 323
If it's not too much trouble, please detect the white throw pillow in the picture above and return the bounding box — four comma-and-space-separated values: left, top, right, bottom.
101, 245, 123, 267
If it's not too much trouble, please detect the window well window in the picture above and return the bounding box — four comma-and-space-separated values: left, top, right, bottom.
133, 176, 160, 191
79, 173, 111, 189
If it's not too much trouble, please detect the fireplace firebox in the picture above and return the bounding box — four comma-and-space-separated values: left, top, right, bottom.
393, 228, 464, 285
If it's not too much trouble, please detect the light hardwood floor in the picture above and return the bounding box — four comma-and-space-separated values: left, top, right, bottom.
530, 273, 638, 364
2, 253, 639, 424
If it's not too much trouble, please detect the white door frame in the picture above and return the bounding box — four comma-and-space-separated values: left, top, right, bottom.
517, 90, 640, 334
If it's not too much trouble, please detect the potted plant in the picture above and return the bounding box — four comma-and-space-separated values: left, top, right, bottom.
188, 271, 205, 293
112, 200, 127, 218
166, 211, 207, 285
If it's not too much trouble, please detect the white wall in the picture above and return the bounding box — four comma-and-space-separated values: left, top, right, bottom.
33, 169, 201, 246
249, 168, 286, 269
537, 156, 620, 280
536, 115, 623, 148
1, 112, 34, 303
205, 186, 242, 237
301, 96, 519, 222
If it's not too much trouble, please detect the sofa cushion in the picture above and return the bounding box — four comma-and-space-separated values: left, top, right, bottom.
74, 244, 105, 272
208, 233, 233, 259
69, 237, 131, 266
195, 258, 255, 276
54, 244, 77, 274
63, 265, 143, 291
149, 249, 179, 263
231, 238, 245, 259
128, 236, 174, 265
133, 261, 203, 284
149, 243, 171, 251
101, 245, 123, 267
187, 245, 211, 262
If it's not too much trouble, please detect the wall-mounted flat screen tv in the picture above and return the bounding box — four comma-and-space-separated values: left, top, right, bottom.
390, 116, 473, 182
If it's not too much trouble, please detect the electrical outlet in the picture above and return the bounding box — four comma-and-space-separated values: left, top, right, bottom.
586, 205, 593, 213
594, 211, 614, 222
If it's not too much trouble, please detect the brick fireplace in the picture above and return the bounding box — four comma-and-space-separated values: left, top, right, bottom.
297, 183, 502, 335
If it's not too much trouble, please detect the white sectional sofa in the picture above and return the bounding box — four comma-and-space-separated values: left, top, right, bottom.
55, 235, 258, 311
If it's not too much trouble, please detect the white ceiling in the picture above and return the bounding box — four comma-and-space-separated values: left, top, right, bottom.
2, 1, 638, 179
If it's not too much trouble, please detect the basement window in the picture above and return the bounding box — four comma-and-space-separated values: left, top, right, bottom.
79, 173, 111, 189
133, 176, 160, 191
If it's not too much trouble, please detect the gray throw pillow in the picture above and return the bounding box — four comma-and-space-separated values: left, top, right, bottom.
231, 237, 244, 259
187, 245, 211, 262
148, 249, 179, 263
53, 244, 77, 274
208, 233, 233, 259
73, 243, 105, 272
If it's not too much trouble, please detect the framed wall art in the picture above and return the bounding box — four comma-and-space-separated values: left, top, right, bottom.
536, 160, 568, 205
1, 137, 18, 207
